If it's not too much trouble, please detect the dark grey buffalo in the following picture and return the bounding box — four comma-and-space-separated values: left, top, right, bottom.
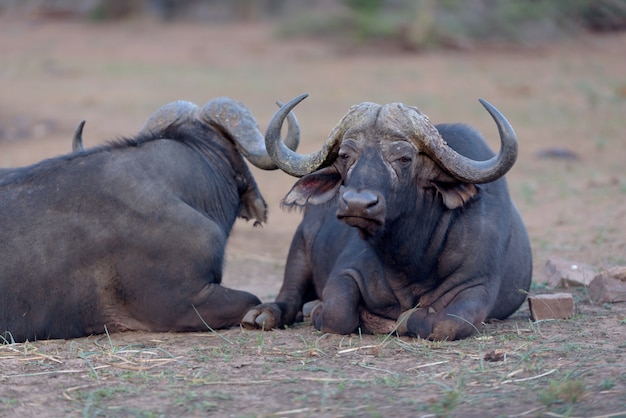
0, 97, 299, 343
243, 94, 532, 341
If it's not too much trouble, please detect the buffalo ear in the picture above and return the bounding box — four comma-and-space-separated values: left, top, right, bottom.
281, 166, 342, 209
238, 188, 268, 226
434, 182, 478, 209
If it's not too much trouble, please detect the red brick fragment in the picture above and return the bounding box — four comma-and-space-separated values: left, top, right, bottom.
588, 266, 626, 303
540, 257, 596, 288
528, 293, 574, 321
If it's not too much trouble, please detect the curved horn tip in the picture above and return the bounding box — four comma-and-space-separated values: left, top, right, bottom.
478, 98, 504, 119
72, 120, 86, 152
284, 93, 309, 107
73, 120, 86, 136
275, 94, 309, 109
478, 98, 516, 136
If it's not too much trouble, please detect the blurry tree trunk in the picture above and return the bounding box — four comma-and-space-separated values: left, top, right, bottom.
403, 0, 436, 50
96, 0, 143, 19
234, 0, 261, 22
266, 0, 286, 16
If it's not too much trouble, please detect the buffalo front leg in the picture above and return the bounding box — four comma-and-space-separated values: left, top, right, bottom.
310, 270, 362, 335
395, 284, 492, 341
175, 283, 261, 331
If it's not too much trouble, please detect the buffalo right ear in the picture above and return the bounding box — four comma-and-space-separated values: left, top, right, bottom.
434, 181, 478, 209
281, 166, 342, 209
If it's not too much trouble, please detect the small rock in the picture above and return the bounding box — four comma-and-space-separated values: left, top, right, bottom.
540, 257, 596, 288
535, 147, 580, 160
484, 349, 506, 362
587, 266, 626, 303
528, 293, 574, 321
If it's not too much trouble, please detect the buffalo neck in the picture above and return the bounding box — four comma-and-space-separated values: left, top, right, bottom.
175, 139, 246, 229
368, 189, 456, 281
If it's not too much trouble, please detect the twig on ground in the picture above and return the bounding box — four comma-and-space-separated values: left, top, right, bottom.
501, 368, 557, 384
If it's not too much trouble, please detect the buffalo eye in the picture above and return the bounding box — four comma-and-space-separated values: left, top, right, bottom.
390, 153, 414, 178
338, 140, 358, 169
338, 151, 353, 167
393, 155, 413, 167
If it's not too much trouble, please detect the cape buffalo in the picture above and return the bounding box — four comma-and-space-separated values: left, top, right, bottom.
0, 97, 299, 343
243, 94, 532, 341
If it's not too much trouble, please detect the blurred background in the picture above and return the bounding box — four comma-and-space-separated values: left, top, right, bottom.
0, 0, 625, 296
2, 0, 625, 44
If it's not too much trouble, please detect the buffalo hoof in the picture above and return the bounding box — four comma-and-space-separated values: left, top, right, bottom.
309, 302, 362, 335
302, 299, 322, 319
395, 306, 474, 341
394, 307, 421, 335
241, 303, 281, 330
395, 306, 444, 339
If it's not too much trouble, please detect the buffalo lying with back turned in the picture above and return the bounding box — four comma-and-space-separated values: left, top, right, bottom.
243, 94, 532, 341
0, 97, 299, 343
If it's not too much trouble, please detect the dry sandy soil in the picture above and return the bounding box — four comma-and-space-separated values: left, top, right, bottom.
1, 16, 625, 417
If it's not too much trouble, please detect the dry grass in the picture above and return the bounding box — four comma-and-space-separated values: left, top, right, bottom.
1, 298, 625, 416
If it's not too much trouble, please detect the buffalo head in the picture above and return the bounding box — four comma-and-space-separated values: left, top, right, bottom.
265, 94, 517, 236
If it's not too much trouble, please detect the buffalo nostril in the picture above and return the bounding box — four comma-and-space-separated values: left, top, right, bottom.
342, 189, 379, 210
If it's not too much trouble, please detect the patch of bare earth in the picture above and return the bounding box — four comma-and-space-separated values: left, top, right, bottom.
1, 17, 625, 417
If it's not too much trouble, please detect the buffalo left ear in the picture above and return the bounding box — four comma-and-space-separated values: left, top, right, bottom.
281, 166, 342, 209
238, 186, 268, 226
434, 182, 478, 209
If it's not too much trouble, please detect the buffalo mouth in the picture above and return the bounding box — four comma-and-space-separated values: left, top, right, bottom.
336, 187, 386, 236
337, 214, 383, 236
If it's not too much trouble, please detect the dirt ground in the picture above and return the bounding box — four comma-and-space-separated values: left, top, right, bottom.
1, 16, 625, 418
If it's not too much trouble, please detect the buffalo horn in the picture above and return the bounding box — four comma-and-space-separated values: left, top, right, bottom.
139, 98, 300, 170
265, 93, 349, 177
139, 100, 199, 135
408, 98, 518, 184
199, 97, 300, 170
72, 120, 86, 152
